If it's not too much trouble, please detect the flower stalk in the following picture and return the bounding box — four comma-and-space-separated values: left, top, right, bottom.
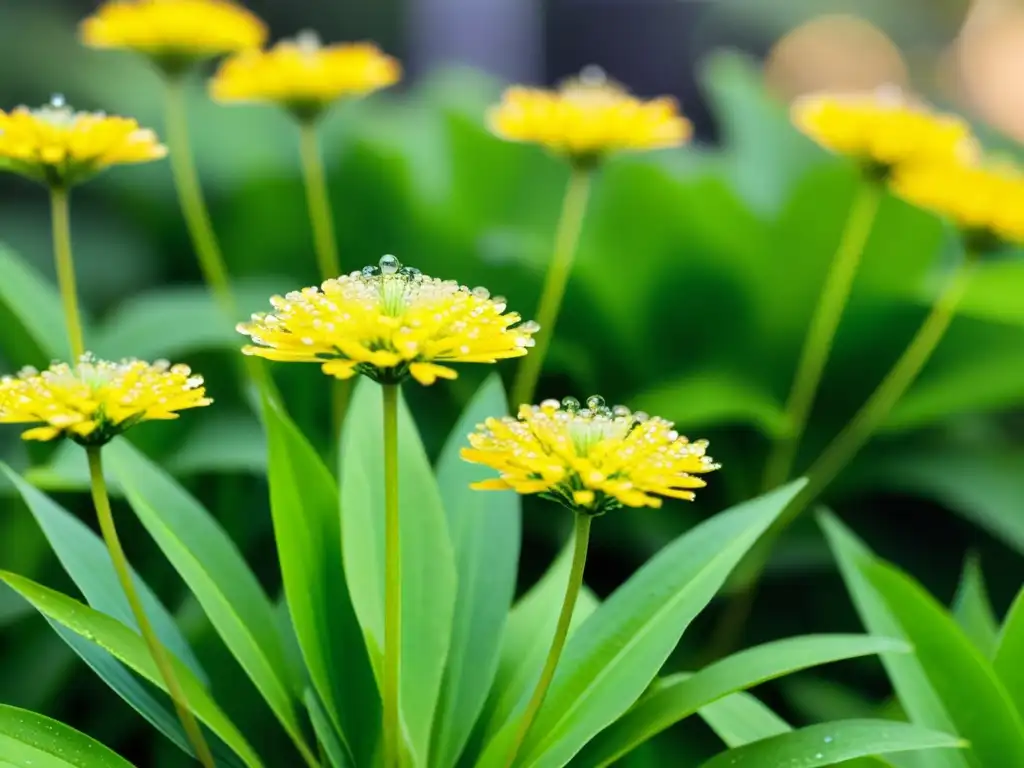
86, 446, 216, 768
504, 512, 592, 768
49, 186, 86, 360
510, 168, 592, 408
382, 382, 402, 768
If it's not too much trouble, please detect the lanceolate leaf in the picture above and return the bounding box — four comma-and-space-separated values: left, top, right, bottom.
431, 374, 521, 768
575, 633, 909, 767
0, 571, 263, 768
104, 439, 313, 764
340, 380, 457, 766
480, 480, 806, 768
699, 720, 964, 768
951, 554, 1000, 658
0, 703, 135, 768
262, 394, 376, 765
0, 243, 80, 361
994, 586, 1024, 719
305, 689, 353, 768
697, 688, 792, 748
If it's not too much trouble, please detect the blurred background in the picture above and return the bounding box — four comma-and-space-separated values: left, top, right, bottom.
1, 0, 1023, 764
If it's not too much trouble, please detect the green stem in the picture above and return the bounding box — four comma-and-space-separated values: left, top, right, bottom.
86, 447, 216, 768
297, 120, 341, 281
382, 383, 402, 768
708, 255, 977, 661
49, 187, 85, 360
509, 168, 592, 409
504, 512, 592, 768
761, 182, 882, 492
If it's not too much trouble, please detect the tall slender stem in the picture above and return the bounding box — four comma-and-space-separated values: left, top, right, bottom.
761, 182, 882, 492
49, 187, 85, 360
382, 383, 402, 768
510, 168, 592, 409
708, 255, 977, 660
86, 447, 216, 768
504, 512, 592, 768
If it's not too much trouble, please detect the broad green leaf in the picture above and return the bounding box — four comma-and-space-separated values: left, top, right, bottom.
481, 479, 806, 768
865, 559, 1024, 767
340, 380, 457, 766
819, 513, 968, 768
0, 571, 263, 768
166, 411, 266, 477
575, 633, 908, 767
304, 689, 353, 768
0, 242, 80, 361
699, 720, 964, 768
262, 394, 378, 765
21, 442, 112, 496
951, 554, 1000, 658
994, 586, 1024, 718
698, 689, 791, 748
0, 703, 134, 767
104, 439, 312, 764
431, 375, 521, 768
477, 543, 600, 742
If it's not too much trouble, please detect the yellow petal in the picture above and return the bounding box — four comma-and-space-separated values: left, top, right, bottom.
21, 426, 60, 441
321, 360, 359, 380
573, 490, 595, 507
409, 362, 458, 386
470, 478, 513, 491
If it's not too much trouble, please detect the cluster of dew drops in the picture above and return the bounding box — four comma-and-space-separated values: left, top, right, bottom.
541, 394, 649, 425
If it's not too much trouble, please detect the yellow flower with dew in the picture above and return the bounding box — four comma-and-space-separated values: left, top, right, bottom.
210, 31, 401, 120
791, 85, 978, 177
462, 395, 720, 515
238, 255, 538, 386
892, 155, 1024, 250
80, 0, 267, 70
488, 66, 692, 166
0, 95, 167, 187
0, 355, 212, 445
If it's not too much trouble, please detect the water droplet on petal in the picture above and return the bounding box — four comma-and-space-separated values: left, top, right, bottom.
612, 404, 631, 418
50, 93, 65, 108
541, 398, 561, 410
362, 265, 380, 277
578, 408, 593, 418
579, 64, 607, 86
632, 411, 650, 423
520, 320, 541, 333
295, 28, 321, 53
561, 396, 580, 412
471, 286, 490, 299
596, 406, 613, 418
379, 254, 401, 274
586, 395, 605, 410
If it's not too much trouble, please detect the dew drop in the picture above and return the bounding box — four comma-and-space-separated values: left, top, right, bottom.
586, 395, 605, 410
520, 320, 541, 333
823, 736, 833, 744
362, 265, 380, 277
379, 254, 401, 274
50, 93, 66, 108
295, 28, 321, 53
578, 408, 593, 418
561, 396, 580, 412
471, 286, 491, 299
814, 753, 823, 760
612, 404, 631, 418
632, 411, 650, 423
579, 64, 607, 86
540, 398, 561, 410
596, 406, 613, 418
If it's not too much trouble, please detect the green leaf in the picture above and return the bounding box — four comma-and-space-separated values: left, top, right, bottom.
819, 512, 969, 768
166, 411, 266, 477
575, 633, 909, 767
698, 689, 791, 748
304, 689, 353, 768
951, 554, 1000, 658
0, 703, 135, 767
0, 571, 263, 768
262, 394, 377, 765
103, 439, 312, 764
864, 559, 1024, 767
699, 720, 964, 768
339, 380, 457, 767
431, 375, 521, 768
481, 479, 806, 768
477, 542, 600, 743
0, 241, 80, 361
994, 586, 1024, 719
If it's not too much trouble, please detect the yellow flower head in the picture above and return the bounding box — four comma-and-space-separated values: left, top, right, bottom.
892, 156, 1024, 249
488, 66, 692, 166
791, 86, 978, 176
0, 96, 167, 187
0, 355, 212, 446
210, 31, 401, 119
238, 255, 538, 386
461, 396, 720, 514
80, 0, 267, 69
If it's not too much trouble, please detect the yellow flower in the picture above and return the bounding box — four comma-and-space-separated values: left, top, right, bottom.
791, 86, 977, 175
80, 0, 267, 67
488, 66, 692, 166
892, 156, 1024, 248
461, 396, 720, 514
0, 355, 212, 445
238, 255, 538, 386
0, 96, 167, 186
210, 31, 400, 119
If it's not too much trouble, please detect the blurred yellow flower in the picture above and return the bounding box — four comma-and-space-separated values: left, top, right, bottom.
0, 96, 166, 186
792, 86, 977, 175
488, 66, 691, 165
462, 396, 719, 514
892, 156, 1024, 247
80, 0, 266, 65
0, 355, 212, 445
210, 32, 401, 119
238, 255, 537, 386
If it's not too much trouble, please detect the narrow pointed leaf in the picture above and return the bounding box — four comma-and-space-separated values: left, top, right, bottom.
262, 394, 378, 765
431, 374, 521, 768
951, 554, 1000, 658
698, 688, 792, 747
699, 720, 964, 768
340, 380, 457, 766
576, 633, 909, 766
0, 243, 81, 361
0, 571, 263, 768
305, 689, 354, 768
994, 586, 1024, 719
0, 703, 135, 767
